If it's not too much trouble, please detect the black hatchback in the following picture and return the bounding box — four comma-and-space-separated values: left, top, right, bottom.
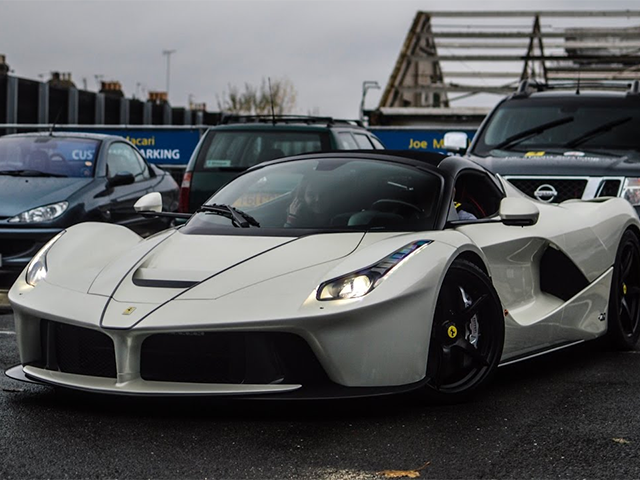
0, 132, 179, 270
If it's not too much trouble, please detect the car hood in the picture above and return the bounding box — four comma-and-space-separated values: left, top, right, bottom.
0, 177, 92, 217
91, 230, 366, 328
468, 152, 640, 177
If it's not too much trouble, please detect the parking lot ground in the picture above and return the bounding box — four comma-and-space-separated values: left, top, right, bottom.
2, 310, 640, 479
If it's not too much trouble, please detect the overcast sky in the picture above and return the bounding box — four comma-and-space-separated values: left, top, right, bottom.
3, 0, 640, 118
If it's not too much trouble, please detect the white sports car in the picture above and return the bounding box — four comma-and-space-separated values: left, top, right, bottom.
6, 151, 640, 401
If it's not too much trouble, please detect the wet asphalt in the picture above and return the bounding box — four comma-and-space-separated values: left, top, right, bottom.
2, 308, 640, 479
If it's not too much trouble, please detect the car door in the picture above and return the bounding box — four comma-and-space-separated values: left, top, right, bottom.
452, 171, 609, 359
105, 142, 155, 234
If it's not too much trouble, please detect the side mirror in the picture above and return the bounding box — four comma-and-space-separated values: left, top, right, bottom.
134, 192, 162, 213
108, 171, 135, 187
443, 132, 468, 154
499, 197, 539, 226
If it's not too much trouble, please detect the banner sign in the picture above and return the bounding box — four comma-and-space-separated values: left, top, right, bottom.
369, 129, 476, 153
90, 129, 202, 166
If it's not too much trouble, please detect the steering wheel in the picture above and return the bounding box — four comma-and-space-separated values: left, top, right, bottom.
49, 153, 66, 162
371, 199, 423, 217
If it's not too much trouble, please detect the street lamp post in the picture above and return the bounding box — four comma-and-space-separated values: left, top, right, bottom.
162, 49, 176, 101
360, 80, 381, 124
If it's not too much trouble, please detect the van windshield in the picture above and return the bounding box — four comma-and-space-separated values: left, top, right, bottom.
195, 130, 331, 170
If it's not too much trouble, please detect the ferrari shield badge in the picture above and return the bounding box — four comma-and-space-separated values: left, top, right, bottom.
122, 306, 136, 315
447, 325, 458, 339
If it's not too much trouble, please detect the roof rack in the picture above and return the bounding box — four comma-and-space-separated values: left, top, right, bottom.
219, 114, 364, 127
513, 78, 640, 97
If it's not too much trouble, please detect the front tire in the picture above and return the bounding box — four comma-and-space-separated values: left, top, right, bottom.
422, 259, 504, 403
607, 230, 640, 350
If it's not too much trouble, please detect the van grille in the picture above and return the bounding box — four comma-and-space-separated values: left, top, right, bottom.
597, 179, 622, 197
0, 239, 37, 257
507, 178, 587, 203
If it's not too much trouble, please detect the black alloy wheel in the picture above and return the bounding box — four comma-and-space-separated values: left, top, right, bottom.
423, 258, 504, 402
607, 230, 640, 350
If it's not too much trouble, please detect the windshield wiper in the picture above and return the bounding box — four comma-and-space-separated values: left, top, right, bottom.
198, 204, 260, 228
493, 116, 575, 151
0, 169, 68, 178
563, 116, 633, 148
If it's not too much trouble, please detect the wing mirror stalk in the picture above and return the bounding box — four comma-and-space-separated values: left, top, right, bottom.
443, 132, 469, 155
448, 198, 540, 228
134, 192, 191, 219
108, 171, 135, 187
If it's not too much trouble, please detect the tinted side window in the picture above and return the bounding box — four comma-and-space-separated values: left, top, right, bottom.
107, 143, 147, 182
132, 148, 151, 180
337, 132, 358, 149
370, 136, 385, 149
353, 133, 375, 149
454, 172, 504, 219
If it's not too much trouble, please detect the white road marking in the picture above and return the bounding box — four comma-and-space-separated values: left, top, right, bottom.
0, 331, 16, 335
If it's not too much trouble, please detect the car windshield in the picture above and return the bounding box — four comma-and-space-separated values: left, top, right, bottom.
0, 136, 99, 177
472, 96, 640, 158
195, 130, 331, 170
182, 158, 443, 233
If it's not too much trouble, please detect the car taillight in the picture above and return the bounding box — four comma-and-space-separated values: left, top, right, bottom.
178, 172, 192, 213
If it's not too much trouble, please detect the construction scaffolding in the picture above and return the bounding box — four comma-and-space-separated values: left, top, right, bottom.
374, 10, 640, 126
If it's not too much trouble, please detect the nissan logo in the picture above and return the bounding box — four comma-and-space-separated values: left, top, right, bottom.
534, 184, 558, 202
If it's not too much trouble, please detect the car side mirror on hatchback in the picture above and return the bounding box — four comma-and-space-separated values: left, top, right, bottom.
443, 132, 469, 154
108, 171, 135, 187
499, 197, 539, 226
134, 192, 163, 213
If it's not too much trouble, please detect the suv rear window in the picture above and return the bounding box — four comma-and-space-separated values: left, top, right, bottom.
195, 130, 331, 171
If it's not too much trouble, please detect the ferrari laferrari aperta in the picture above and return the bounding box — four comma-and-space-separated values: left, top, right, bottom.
7, 151, 640, 401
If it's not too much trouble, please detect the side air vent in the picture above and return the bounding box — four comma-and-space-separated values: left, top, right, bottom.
540, 246, 589, 301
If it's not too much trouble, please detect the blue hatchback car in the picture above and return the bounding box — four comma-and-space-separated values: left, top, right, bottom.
0, 132, 179, 270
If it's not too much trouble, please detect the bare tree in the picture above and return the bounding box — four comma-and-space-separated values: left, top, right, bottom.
217, 77, 297, 115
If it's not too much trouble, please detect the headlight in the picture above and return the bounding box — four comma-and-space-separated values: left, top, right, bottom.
25, 231, 65, 286
8, 201, 68, 223
622, 178, 640, 206
317, 240, 432, 301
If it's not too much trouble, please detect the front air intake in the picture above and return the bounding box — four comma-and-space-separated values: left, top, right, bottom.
36, 320, 117, 378
140, 332, 328, 385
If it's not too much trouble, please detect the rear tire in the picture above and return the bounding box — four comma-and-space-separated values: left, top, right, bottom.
607, 230, 640, 350
421, 258, 504, 403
